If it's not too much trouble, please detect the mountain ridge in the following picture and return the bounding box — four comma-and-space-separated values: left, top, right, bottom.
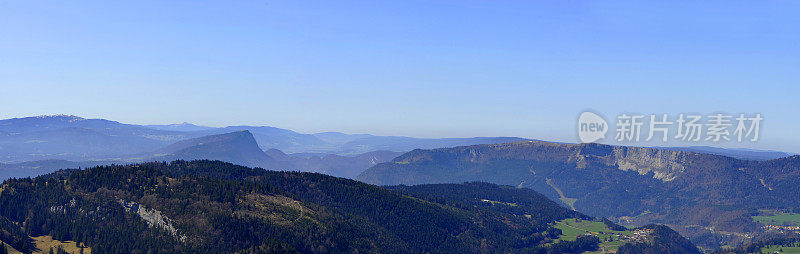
357, 140, 800, 250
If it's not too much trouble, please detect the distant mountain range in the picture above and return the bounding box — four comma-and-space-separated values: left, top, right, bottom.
0, 115, 529, 163
660, 146, 794, 161
0, 115, 532, 181
357, 141, 800, 250
0, 160, 109, 181
0, 115, 192, 162
1, 130, 402, 181
145, 122, 216, 132
152, 130, 404, 178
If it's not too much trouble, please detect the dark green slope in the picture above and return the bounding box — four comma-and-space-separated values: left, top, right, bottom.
389, 182, 585, 231
0, 160, 631, 253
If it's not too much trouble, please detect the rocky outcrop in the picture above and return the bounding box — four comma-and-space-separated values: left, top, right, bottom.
609, 147, 689, 182
119, 200, 185, 241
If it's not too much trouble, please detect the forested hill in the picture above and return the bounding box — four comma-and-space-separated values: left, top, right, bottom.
617, 224, 701, 254
0, 160, 644, 253
357, 141, 800, 249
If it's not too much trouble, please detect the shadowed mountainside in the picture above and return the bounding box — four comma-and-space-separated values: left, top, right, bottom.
357, 141, 800, 250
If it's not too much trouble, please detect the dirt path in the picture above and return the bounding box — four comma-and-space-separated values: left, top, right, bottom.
280, 200, 304, 223
546, 178, 576, 210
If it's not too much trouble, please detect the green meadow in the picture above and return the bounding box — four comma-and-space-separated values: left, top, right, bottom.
753, 210, 800, 226
552, 218, 634, 253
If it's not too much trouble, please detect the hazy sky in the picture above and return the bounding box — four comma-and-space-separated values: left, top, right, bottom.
1, 1, 799, 152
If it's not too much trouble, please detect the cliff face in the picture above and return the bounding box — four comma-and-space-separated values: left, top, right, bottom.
119, 200, 186, 241
371, 141, 696, 184
609, 146, 688, 181
573, 145, 692, 182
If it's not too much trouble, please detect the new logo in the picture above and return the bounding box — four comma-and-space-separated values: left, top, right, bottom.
578, 111, 608, 143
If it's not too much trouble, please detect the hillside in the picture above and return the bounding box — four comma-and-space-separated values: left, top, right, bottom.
0, 160, 696, 253
357, 141, 800, 249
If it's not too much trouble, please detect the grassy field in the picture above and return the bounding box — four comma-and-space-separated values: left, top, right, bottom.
761, 245, 800, 253
552, 218, 634, 253
33, 235, 91, 254
753, 210, 800, 226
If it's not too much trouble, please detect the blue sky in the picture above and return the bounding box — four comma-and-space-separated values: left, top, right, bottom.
1, 1, 799, 152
